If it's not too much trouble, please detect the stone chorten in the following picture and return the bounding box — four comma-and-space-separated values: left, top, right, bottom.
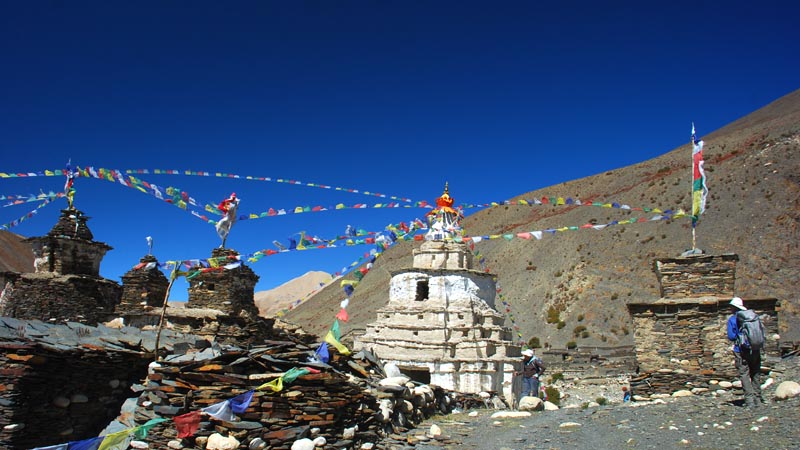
118, 254, 169, 314
0, 208, 122, 324
355, 184, 521, 401
186, 247, 261, 319
627, 253, 779, 395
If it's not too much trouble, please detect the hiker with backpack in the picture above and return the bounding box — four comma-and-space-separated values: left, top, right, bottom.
726, 297, 766, 408
516, 348, 546, 403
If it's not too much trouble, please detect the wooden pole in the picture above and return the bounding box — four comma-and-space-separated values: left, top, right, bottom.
691, 123, 697, 251
154, 265, 179, 362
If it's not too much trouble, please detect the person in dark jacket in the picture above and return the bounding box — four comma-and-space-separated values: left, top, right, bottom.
726, 296, 764, 408
516, 349, 544, 403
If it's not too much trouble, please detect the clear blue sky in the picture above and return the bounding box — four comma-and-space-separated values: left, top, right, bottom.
1, 1, 798, 297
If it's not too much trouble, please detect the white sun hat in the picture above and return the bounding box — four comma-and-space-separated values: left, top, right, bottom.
729, 297, 746, 311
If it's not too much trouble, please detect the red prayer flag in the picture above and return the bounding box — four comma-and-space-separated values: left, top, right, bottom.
174, 411, 202, 438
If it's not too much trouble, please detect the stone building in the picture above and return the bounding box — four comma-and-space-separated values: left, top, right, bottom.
185, 247, 261, 319
627, 253, 780, 395
355, 185, 521, 402
0, 208, 121, 325
119, 247, 273, 347
116, 254, 169, 315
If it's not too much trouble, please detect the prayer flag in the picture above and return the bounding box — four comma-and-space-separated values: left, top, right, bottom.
315, 341, 330, 363
173, 411, 202, 438
229, 390, 255, 414
691, 124, 708, 226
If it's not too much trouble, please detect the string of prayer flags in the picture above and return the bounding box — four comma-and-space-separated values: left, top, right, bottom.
1, 194, 57, 230
125, 168, 416, 203
691, 124, 708, 227
202, 390, 254, 421
324, 320, 351, 356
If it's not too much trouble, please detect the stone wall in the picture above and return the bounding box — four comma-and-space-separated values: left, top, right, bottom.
627, 298, 779, 394
124, 307, 278, 348
0, 272, 121, 325
27, 236, 112, 277
653, 254, 738, 299
127, 345, 382, 449
0, 317, 207, 449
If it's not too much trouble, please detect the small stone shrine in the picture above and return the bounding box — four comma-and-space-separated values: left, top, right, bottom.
355, 184, 521, 402
627, 253, 780, 395
186, 247, 261, 319
0, 208, 121, 325
117, 254, 169, 315
120, 247, 272, 346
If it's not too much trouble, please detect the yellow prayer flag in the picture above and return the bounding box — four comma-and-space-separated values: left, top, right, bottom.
256, 377, 284, 392
324, 330, 351, 356
98, 429, 132, 450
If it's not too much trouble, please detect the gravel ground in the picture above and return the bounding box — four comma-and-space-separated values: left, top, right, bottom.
411, 356, 800, 450
418, 395, 799, 450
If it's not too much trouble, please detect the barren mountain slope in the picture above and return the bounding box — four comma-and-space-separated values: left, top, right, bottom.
0, 230, 34, 274
283, 89, 800, 347
254, 271, 332, 317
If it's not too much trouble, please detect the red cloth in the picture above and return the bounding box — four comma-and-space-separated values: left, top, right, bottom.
173, 411, 202, 438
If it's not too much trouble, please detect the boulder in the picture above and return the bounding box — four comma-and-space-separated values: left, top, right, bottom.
774, 381, 800, 400
543, 401, 559, 411
518, 396, 543, 411
207, 433, 240, 450
291, 438, 315, 450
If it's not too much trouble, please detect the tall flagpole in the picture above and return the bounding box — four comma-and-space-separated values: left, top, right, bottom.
691, 122, 697, 251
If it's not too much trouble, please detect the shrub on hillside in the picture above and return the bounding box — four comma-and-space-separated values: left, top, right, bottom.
546, 306, 560, 324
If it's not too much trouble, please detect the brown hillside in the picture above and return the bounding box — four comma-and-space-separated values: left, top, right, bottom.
254, 271, 332, 317
283, 89, 800, 347
0, 230, 34, 275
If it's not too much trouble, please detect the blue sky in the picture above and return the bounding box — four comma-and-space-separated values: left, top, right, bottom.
1, 1, 798, 297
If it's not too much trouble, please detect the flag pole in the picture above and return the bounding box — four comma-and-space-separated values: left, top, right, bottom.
154, 264, 179, 362
691, 123, 697, 251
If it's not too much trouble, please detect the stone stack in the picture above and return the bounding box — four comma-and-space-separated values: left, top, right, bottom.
125, 343, 457, 449
628, 253, 781, 396
186, 247, 260, 320
653, 253, 738, 298
0, 208, 121, 325
0, 316, 208, 449
117, 254, 169, 314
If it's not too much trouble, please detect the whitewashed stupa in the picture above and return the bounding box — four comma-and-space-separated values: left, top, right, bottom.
355, 184, 522, 401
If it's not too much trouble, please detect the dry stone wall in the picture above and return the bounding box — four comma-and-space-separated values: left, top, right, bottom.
653, 254, 738, 299
0, 272, 121, 325
118, 255, 169, 313
628, 298, 779, 395
0, 317, 206, 449
186, 248, 260, 319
